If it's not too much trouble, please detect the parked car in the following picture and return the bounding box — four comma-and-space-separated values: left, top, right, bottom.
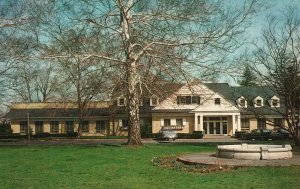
272, 129, 290, 139
157, 129, 177, 141
243, 129, 271, 140
243, 129, 290, 140
234, 130, 249, 138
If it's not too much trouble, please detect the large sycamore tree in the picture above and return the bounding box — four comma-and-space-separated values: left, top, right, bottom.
250, 8, 300, 146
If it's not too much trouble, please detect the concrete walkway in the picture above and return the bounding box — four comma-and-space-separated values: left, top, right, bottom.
178, 152, 300, 167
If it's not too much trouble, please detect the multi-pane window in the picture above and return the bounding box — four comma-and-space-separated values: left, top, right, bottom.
241, 118, 250, 129
254, 96, 264, 107
96, 120, 106, 132
81, 121, 89, 133
269, 96, 280, 107
214, 98, 221, 105
192, 96, 200, 104
274, 118, 283, 128
257, 118, 266, 129
177, 96, 200, 105
150, 97, 159, 106
20, 121, 28, 134
119, 119, 129, 130
237, 96, 247, 108
256, 99, 262, 106
240, 99, 246, 107
35, 121, 44, 134
272, 99, 279, 107
118, 97, 125, 106
164, 119, 171, 126
65, 121, 74, 133
176, 119, 183, 126
50, 121, 59, 133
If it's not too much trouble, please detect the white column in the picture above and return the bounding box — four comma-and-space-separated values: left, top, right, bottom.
237, 115, 241, 131
194, 113, 198, 131
232, 115, 236, 135
199, 115, 203, 132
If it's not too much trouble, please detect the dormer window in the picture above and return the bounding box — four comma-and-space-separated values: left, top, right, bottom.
269, 96, 280, 108
240, 99, 246, 107
253, 96, 264, 108
256, 99, 262, 106
237, 96, 247, 108
117, 97, 125, 106
214, 98, 221, 105
272, 99, 278, 107
150, 96, 159, 106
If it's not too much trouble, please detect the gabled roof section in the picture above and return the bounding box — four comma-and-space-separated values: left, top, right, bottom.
205, 83, 285, 115
153, 81, 239, 112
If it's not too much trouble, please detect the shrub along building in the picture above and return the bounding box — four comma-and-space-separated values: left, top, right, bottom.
6, 82, 287, 136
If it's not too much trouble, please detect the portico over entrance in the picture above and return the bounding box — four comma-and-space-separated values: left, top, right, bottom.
193, 112, 241, 136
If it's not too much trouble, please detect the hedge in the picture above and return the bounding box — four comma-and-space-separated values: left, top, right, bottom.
142, 131, 204, 139
177, 131, 203, 139
0, 132, 78, 139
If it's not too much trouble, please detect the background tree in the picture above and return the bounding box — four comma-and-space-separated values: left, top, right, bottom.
239, 65, 258, 86
46, 27, 112, 138
249, 8, 300, 146
0, 0, 37, 109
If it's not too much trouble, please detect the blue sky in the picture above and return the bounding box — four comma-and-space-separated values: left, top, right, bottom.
221, 0, 300, 85
246, 0, 300, 40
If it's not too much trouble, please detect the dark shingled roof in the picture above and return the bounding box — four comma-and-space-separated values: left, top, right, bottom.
205, 83, 285, 115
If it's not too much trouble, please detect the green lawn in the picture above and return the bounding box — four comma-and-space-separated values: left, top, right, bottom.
0, 143, 299, 189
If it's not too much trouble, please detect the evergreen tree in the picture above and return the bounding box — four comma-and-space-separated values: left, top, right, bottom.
239, 66, 257, 86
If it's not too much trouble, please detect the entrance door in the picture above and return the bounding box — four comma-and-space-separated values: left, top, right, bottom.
215, 122, 221, 134
206, 121, 226, 134
209, 122, 214, 134
203, 117, 228, 135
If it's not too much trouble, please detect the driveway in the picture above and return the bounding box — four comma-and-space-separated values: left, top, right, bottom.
0, 137, 250, 146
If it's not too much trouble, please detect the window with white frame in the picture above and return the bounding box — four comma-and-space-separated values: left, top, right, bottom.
257, 118, 266, 129
269, 96, 280, 107
150, 96, 159, 106
177, 95, 200, 105
237, 96, 247, 108
50, 121, 59, 133
160, 118, 186, 127
81, 121, 89, 133
274, 118, 283, 128
214, 98, 221, 105
176, 119, 183, 126
35, 121, 44, 134
96, 120, 106, 132
20, 121, 28, 134
117, 97, 125, 106
253, 96, 264, 107
65, 121, 74, 133
119, 119, 129, 130
241, 118, 250, 130
164, 119, 171, 126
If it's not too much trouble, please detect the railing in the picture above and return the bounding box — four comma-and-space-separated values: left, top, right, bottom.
162, 125, 184, 130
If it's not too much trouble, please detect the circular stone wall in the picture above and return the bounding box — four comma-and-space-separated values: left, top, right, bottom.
217, 144, 293, 160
